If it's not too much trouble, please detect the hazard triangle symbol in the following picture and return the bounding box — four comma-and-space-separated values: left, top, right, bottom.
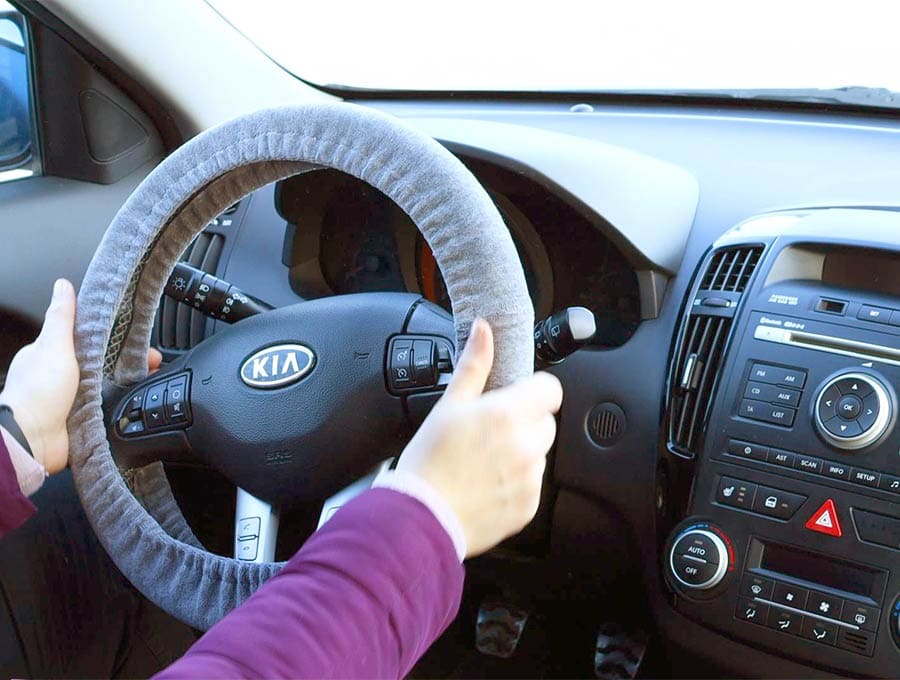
805, 499, 842, 537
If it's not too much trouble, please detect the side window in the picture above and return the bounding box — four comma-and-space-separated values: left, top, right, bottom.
0, 1, 38, 182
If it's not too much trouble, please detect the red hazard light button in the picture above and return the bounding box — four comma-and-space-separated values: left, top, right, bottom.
805, 499, 842, 537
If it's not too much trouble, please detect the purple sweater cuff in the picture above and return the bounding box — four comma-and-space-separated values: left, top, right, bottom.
0, 434, 36, 537
157, 487, 465, 679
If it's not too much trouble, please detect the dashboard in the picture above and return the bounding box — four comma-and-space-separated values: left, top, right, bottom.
147, 100, 900, 679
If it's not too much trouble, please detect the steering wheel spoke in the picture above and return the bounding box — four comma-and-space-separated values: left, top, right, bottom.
235, 488, 279, 562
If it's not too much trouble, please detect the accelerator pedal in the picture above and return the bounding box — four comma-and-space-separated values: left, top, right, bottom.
593, 623, 648, 679
475, 599, 530, 658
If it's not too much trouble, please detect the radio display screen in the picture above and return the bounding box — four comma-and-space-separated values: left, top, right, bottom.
760, 542, 880, 599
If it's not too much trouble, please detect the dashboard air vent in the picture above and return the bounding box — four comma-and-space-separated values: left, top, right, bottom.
667, 244, 764, 458
156, 231, 225, 351
700, 246, 762, 293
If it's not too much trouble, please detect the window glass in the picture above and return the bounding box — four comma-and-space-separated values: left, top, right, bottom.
0, 1, 38, 181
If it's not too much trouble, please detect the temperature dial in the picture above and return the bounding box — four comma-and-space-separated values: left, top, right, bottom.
814, 372, 893, 450
668, 528, 729, 591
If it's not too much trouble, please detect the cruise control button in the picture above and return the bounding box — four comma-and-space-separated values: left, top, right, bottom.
671, 555, 717, 586
768, 448, 796, 467
850, 468, 880, 487
840, 603, 879, 632
822, 461, 851, 480
773, 582, 809, 609
736, 597, 768, 625
673, 533, 719, 564
740, 573, 775, 600
795, 455, 824, 474
767, 607, 802, 635
727, 439, 769, 461
806, 592, 843, 619
824, 417, 862, 438
717, 477, 757, 509
837, 395, 863, 420
412, 340, 437, 387
801, 617, 837, 646
752, 486, 807, 519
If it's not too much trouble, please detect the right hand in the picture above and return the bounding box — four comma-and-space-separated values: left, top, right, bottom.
395, 318, 563, 558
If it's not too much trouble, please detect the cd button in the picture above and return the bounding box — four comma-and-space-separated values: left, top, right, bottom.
773, 582, 809, 609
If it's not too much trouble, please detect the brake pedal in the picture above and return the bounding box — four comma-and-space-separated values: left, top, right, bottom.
475, 599, 529, 658
593, 623, 648, 679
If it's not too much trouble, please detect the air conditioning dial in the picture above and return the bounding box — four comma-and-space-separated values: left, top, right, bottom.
668, 527, 730, 591
814, 372, 894, 450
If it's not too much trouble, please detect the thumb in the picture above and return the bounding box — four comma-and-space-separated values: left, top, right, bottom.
443, 318, 494, 401
37, 279, 76, 349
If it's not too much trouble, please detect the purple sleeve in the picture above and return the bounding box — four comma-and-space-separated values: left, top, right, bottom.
0, 434, 36, 537
156, 488, 465, 679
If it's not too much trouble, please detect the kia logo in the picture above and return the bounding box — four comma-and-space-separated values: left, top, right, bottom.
240, 344, 315, 389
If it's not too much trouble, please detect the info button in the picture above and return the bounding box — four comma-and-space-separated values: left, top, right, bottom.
822, 462, 852, 481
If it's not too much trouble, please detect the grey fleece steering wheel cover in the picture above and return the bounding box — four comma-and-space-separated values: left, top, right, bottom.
68, 103, 533, 630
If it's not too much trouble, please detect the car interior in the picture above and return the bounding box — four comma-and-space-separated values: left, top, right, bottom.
4, 1, 900, 677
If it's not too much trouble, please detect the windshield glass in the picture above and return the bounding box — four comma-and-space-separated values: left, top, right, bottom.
209, 0, 900, 99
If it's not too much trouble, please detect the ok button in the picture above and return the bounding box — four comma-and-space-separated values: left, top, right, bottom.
838, 395, 863, 420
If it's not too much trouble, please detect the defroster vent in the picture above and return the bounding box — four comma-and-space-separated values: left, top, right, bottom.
667, 245, 764, 458
156, 231, 225, 351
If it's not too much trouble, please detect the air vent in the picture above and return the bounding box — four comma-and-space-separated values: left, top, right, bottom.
667, 245, 764, 458
700, 246, 762, 293
156, 231, 225, 351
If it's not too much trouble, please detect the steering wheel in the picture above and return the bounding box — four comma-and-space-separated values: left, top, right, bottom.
67, 104, 534, 630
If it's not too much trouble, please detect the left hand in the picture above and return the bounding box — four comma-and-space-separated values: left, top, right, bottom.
0, 279, 163, 473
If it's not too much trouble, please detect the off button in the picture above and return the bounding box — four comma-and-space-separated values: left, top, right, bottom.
671, 555, 718, 586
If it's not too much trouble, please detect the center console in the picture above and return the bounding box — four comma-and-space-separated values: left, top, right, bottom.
662, 209, 900, 676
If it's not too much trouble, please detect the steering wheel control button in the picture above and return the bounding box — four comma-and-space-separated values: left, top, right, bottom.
165, 376, 188, 422
237, 517, 260, 540
128, 391, 145, 414
837, 395, 864, 420
751, 486, 807, 520
144, 383, 168, 429
668, 528, 729, 591
736, 598, 768, 625
740, 573, 775, 600
717, 477, 756, 509
767, 608, 802, 635
805, 499, 843, 537
727, 439, 768, 461
237, 537, 259, 561
387, 335, 454, 395
800, 617, 837, 646
122, 421, 145, 435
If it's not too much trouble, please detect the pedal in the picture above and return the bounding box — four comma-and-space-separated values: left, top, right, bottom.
593, 623, 648, 679
475, 599, 529, 659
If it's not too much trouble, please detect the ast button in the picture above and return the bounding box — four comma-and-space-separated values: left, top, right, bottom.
752, 486, 807, 519
768, 448, 796, 467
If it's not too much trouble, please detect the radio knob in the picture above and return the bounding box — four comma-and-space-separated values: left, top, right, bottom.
668, 528, 729, 590
814, 372, 894, 450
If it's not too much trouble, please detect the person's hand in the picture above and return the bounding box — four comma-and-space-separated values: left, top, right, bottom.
0, 280, 164, 473
395, 318, 563, 558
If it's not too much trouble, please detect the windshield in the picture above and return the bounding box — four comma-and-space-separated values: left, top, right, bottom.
209, 0, 900, 101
